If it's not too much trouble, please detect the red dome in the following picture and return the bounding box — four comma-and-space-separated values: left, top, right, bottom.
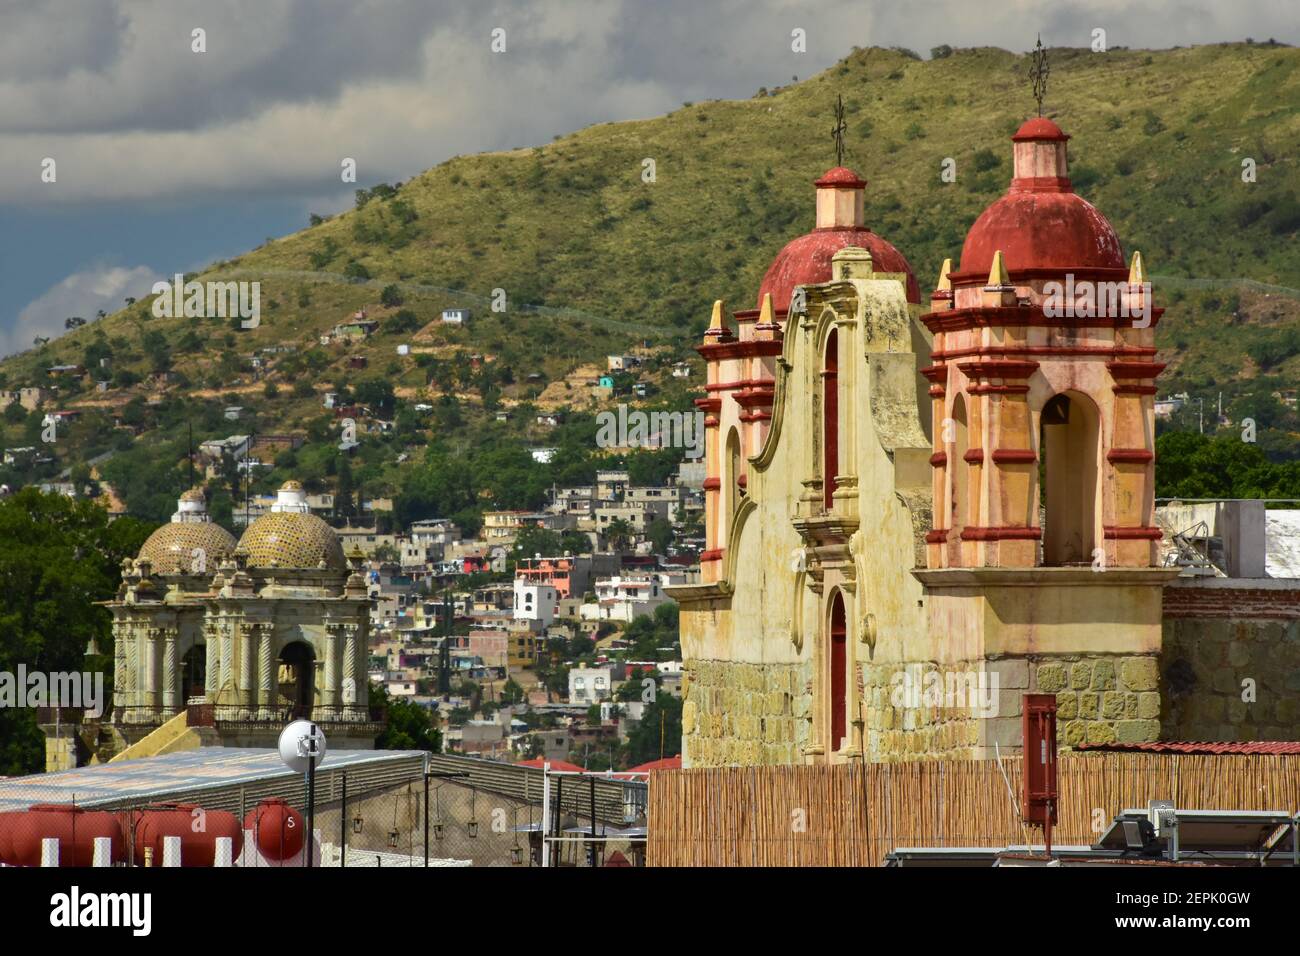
958, 189, 1124, 277
815, 166, 867, 188
1011, 117, 1069, 142
757, 228, 921, 311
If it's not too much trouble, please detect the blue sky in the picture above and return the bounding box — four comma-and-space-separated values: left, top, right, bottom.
1, 0, 1294, 358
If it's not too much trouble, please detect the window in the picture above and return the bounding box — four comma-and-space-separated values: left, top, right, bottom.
829, 592, 847, 751
822, 328, 840, 509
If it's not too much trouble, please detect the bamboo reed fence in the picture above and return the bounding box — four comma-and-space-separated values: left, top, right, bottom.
646, 753, 1300, 867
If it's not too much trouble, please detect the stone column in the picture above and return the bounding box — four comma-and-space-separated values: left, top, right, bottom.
342, 622, 358, 713
142, 628, 158, 717
258, 624, 274, 719
219, 620, 233, 693
162, 630, 177, 712
323, 625, 339, 718
239, 622, 254, 715
112, 626, 126, 711
204, 622, 218, 698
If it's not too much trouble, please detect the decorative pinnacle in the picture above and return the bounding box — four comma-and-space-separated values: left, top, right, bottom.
1128, 250, 1146, 285
936, 258, 953, 292
987, 250, 1011, 287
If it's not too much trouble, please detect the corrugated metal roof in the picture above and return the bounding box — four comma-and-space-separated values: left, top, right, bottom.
425, 753, 645, 826
0, 748, 426, 813
1078, 741, 1300, 755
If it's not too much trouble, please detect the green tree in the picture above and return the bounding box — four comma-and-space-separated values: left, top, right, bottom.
372, 684, 442, 752
625, 693, 683, 765
0, 491, 154, 774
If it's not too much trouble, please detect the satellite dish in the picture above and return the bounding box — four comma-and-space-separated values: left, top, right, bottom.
278, 719, 327, 774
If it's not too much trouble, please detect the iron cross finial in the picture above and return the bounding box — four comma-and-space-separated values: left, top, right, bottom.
1029, 34, 1050, 117
831, 94, 847, 166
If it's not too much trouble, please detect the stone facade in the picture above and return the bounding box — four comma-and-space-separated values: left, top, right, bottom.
682, 659, 812, 767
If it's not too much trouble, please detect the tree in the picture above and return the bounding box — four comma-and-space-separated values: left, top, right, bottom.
380, 284, 404, 307
372, 684, 442, 752
335, 454, 357, 519
645, 516, 674, 554
0, 491, 153, 774
604, 517, 634, 552
625, 693, 683, 764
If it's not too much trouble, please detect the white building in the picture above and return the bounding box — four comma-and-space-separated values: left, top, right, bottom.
579, 573, 679, 623
441, 309, 470, 325
513, 579, 558, 627
568, 665, 611, 705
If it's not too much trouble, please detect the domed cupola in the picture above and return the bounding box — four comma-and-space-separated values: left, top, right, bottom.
236, 480, 346, 571
753, 166, 920, 317
135, 489, 237, 575
957, 117, 1124, 282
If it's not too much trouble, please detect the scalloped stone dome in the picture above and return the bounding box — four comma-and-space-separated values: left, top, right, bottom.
138, 522, 237, 575
237, 512, 347, 571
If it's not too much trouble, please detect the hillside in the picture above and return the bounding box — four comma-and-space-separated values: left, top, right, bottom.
2, 41, 1299, 523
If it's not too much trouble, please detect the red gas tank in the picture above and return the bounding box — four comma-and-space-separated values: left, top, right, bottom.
7, 804, 124, 867
243, 798, 305, 861
131, 804, 244, 867
0, 811, 19, 865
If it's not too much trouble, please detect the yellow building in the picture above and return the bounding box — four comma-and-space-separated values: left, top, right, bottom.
673, 119, 1184, 768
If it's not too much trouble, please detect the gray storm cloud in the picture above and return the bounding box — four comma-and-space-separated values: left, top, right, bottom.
0, 0, 1293, 205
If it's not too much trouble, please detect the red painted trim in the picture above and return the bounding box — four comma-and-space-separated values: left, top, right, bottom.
1113, 385, 1158, 395
992, 449, 1037, 464
1103, 526, 1163, 540
1107, 448, 1154, 464
957, 359, 1040, 379
706, 378, 773, 393
1106, 361, 1166, 379
699, 549, 725, 562
739, 411, 773, 423
930, 345, 1157, 362
925, 530, 949, 544
929, 452, 948, 467
963, 449, 985, 464
698, 340, 784, 360
929, 385, 946, 397
923, 303, 1164, 335
919, 364, 948, 383
968, 384, 1030, 395
702, 477, 721, 491
961, 526, 1042, 541
945, 266, 1130, 286
1009, 176, 1072, 191
694, 397, 721, 412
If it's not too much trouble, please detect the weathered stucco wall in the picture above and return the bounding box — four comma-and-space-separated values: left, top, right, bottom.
1158, 579, 1300, 740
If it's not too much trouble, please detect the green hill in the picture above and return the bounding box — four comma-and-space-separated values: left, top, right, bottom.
3, 41, 1298, 523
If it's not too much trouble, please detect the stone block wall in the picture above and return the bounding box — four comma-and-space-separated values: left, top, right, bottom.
1159, 617, 1300, 740
862, 660, 986, 761
681, 659, 812, 767
1036, 655, 1162, 748
1158, 579, 1300, 741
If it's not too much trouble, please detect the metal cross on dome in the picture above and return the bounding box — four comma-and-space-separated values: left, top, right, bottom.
831, 94, 847, 167
1029, 34, 1050, 116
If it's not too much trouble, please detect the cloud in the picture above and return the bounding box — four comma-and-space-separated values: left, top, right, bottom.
1, 0, 1292, 205
4, 265, 158, 360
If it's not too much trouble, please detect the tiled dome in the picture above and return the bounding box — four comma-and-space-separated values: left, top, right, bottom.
237, 512, 346, 571
137, 522, 237, 575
